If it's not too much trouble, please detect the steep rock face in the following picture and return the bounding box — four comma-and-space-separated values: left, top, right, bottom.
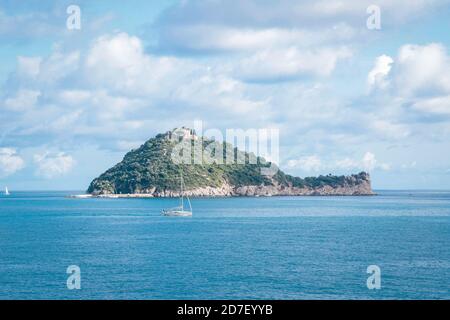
87, 128, 374, 197
143, 173, 373, 197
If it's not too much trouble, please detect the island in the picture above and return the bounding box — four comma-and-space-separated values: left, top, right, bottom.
86, 128, 374, 197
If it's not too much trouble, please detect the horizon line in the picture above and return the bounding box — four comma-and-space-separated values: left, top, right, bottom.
3, 189, 450, 192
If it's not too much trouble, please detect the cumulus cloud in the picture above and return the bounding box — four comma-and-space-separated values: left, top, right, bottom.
159, 24, 356, 53
370, 119, 410, 139
157, 0, 447, 51
287, 155, 322, 172
0, 9, 60, 39
7, 49, 80, 87
153, 0, 449, 85
362, 152, 377, 171
368, 55, 394, 90
82, 32, 267, 116
33, 152, 75, 179
159, 0, 446, 43
16, 56, 41, 79
236, 47, 352, 81
40, 50, 80, 84
411, 95, 450, 115
156, 0, 426, 81
0, 32, 271, 148
288, 152, 390, 173
337, 152, 391, 172
395, 43, 450, 97
3, 89, 41, 111
84, 32, 194, 96
0, 148, 25, 177
401, 161, 417, 170
371, 43, 450, 117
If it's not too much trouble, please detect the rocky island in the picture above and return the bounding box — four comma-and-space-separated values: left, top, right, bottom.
87, 128, 374, 197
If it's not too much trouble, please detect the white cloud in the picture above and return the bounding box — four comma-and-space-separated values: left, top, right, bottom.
335, 157, 360, 171
85, 32, 187, 95
33, 152, 75, 179
8, 50, 79, 87
288, 152, 390, 173
411, 95, 450, 115
17, 56, 41, 79
362, 152, 377, 171
236, 46, 352, 81
288, 155, 322, 171
337, 152, 391, 172
362, 152, 391, 171
0, 32, 270, 146
57, 90, 91, 106
370, 119, 410, 139
161, 25, 356, 53
297, 0, 445, 20
81, 32, 265, 115
39, 50, 80, 84
0, 9, 59, 39
158, 0, 447, 52
372, 43, 450, 118
155, 0, 449, 86
91, 33, 273, 115
0, 148, 25, 177
368, 55, 393, 90
160, 22, 355, 81
4, 89, 41, 111
401, 161, 417, 169
395, 43, 450, 97
49, 110, 84, 132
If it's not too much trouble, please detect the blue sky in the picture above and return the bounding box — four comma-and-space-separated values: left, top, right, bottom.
1, 0, 450, 190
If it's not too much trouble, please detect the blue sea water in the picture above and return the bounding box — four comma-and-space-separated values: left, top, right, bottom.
0, 190, 449, 300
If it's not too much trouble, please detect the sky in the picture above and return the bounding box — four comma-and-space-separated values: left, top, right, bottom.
1, 0, 450, 190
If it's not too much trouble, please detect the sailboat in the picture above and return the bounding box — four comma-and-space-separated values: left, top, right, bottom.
4, 187, 10, 196
162, 173, 192, 217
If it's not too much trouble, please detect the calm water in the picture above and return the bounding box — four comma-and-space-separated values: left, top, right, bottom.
0, 191, 449, 300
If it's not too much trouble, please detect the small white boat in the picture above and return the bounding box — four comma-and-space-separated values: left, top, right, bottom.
162, 208, 192, 217
4, 187, 10, 196
69, 194, 93, 199
162, 173, 192, 217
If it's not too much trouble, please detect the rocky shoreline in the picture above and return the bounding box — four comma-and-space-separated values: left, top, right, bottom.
75, 179, 374, 198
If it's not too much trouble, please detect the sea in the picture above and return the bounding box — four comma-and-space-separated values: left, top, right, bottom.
0, 190, 449, 300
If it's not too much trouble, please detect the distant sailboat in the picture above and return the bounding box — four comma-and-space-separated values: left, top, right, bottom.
5, 187, 10, 196
162, 173, 192, 217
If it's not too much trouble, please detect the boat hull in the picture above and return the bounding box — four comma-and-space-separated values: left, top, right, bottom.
162, 210, 192, 217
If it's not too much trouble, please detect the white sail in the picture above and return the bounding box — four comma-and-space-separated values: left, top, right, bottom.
162, 172, 192, 217
5, 187, 10, 196
186, 195, 192, 212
